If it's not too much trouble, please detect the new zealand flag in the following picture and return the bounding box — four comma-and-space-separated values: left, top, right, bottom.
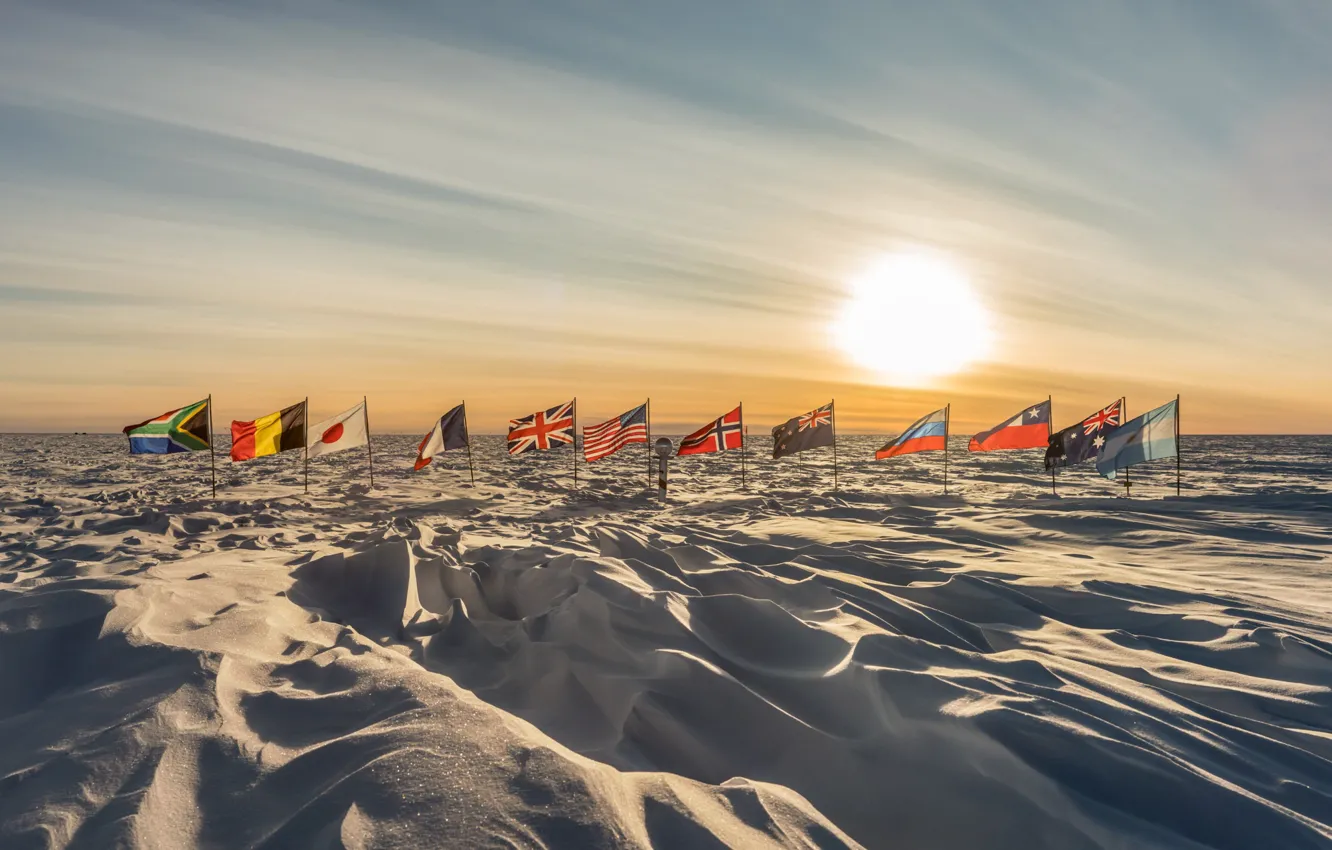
772, 402, 834, 460
1045, 399, 1124, 470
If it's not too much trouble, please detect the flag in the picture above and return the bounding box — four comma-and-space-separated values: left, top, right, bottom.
123, 399, 211, 454
875, 408, 947, 460
231, 401, 307, 462
583, 403, 648, 463
969, 400, 1050, 452
307, 401, 368, 460
772, 402, 834, 459
508, 400, 575, 456
1096, 398, 1178, 479
415, 403, 469, 470
678, 406, 743, 456
1045, 399, 1123, 470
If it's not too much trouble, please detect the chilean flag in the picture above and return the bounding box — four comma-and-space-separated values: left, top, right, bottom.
969, 399, 1051, 452
875, 407, 947, 460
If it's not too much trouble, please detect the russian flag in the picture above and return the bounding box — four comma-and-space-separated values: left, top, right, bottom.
875, 408, 948, 459
968, 399, 1051, 452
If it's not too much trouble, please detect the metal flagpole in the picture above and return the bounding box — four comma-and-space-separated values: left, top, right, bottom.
1121, 396, 1130, 497
572, 397, 578, 490
1048, 395, 1056, 496
740, 402, 747, 490
1175, 394, 1181, 497
208, 393, 217, 499
303, 396, 309, 495
831, 398, 838, 492
363, 396, 374, 489
943, 403, 950, 495
463, 401, 476, 486
646, 397, 652, 491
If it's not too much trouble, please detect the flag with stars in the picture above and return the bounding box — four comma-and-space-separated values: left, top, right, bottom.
772, 402, 834, 460
968, 399, 1050, 452
1045, 399, 1123, 470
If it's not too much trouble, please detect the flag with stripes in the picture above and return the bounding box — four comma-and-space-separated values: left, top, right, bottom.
583, 403, 647, 462
678, 406, 743, 456
875, 407, 947, 460
507, 400, 575, 456
231, 401, 307, 462
123, 399, 211, 454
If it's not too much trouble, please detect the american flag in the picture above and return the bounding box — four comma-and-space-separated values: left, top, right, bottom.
507, 400, 575, 456
583, 403, 648, 463
678, 405, 743, 456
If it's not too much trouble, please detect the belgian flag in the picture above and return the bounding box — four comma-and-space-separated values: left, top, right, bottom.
231, 401, 307, 462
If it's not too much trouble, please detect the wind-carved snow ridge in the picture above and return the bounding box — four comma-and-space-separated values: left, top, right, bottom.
2, 434, 1332, 848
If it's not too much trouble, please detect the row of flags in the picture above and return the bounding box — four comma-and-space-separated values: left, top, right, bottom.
122, 394, 1182, 492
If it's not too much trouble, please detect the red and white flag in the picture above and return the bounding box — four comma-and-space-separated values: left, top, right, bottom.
678, 406, 743, 456
583, 403, 648, 462
307, 401, 369, 459
507, 400, 575, 456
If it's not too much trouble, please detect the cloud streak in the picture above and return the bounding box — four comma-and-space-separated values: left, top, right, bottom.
1, 0, 1329, 433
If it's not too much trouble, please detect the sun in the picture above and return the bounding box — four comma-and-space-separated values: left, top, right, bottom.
833, 250, 991, 385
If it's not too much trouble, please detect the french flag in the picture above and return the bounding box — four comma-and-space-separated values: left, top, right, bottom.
875, 407, 948, 459
969, 399, 1051, 452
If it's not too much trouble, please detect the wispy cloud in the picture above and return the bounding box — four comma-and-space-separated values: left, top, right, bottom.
1, 0, 1329, 432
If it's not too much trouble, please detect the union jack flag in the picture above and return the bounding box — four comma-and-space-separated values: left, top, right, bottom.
799, 405, 832, 432
1082, 399, 1123, 435
507, 400, 575, 456
678, 406, 743, 456
583, 403, 648, 463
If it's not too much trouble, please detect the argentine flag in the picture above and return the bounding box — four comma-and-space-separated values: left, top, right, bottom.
1096, 398, 1178, 479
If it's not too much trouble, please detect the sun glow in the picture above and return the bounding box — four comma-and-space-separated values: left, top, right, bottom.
833, 250, 992, 385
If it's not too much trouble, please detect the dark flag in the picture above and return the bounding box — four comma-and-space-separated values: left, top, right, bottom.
772, 402, 834, 459
415, 403, 469, 470
1045, 399, 1124, 470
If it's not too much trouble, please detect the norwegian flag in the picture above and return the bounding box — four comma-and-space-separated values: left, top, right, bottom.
678, 406, 743, 456
507, 400, 575, 456
583, 403, 648, 463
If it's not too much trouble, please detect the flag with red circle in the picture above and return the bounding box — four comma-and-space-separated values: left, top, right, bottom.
307, 401, 369, 460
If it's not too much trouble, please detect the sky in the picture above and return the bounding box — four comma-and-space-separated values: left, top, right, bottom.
2, 0, 1330, 434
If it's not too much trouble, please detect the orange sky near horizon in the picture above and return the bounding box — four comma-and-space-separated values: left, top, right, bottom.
2, 3, 1331, 435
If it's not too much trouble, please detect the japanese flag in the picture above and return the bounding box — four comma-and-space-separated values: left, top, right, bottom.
307, 401, 369, 459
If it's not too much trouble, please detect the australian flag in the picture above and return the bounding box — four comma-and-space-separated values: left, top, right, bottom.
1045, 398, 1124, 471
772, 402, 834, 460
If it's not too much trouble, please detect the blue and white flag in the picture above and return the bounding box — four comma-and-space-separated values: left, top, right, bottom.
1096, 398, 1178, 479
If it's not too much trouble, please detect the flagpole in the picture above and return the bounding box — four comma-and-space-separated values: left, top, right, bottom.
1121, 396, 1129, 497
1048, 395, 1056, 497
572, 397, 578, 490
303, 396, 309, 495
831, 398, 839, 493
463, 401, 476, 486
1175, 393, 1181, 497
208, 393, 217, 499
740, 402, 747, 491
943, 407, 953, 500
363, 395, 374, 490
646, 397, 652, 491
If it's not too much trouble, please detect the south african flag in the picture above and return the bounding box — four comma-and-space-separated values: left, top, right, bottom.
123, 399, 212, 454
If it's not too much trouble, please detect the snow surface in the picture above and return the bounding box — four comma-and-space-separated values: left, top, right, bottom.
2, 433, 1331, 849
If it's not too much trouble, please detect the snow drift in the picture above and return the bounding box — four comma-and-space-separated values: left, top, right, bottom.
2, 433, 1331, 848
